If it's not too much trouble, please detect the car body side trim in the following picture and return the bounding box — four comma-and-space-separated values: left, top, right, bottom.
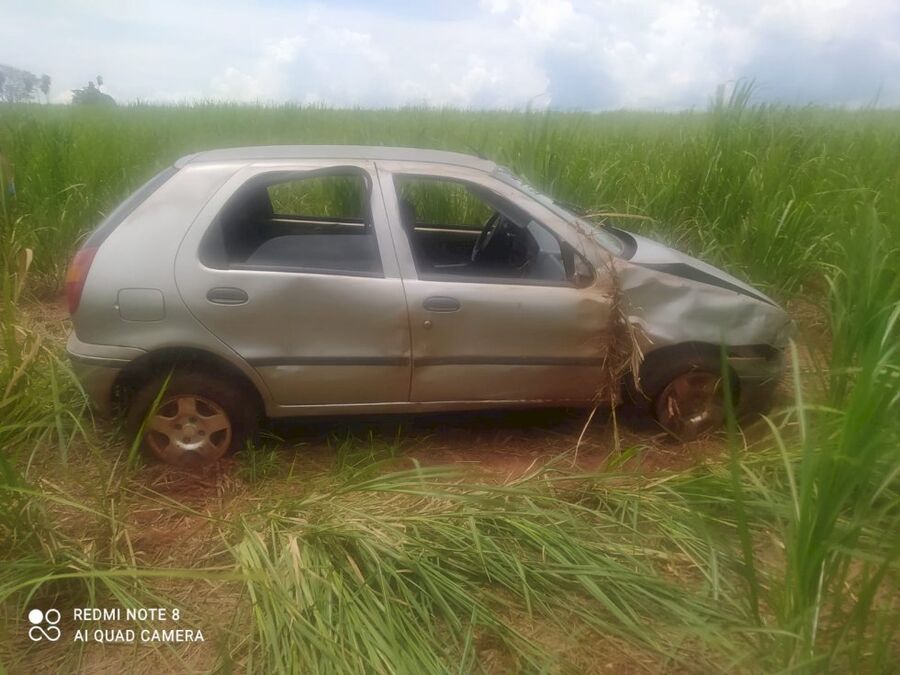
247, 356, 409, 367
245, 355, 607, 367
267, 398, 598, 417
413, 356, 607, 366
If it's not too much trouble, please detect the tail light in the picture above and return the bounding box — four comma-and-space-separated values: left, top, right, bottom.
65, 246, 98, 315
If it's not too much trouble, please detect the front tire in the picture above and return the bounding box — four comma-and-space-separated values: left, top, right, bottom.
654, 370, 729, 440
125, 370, 258, 466
628, 347, 739, 441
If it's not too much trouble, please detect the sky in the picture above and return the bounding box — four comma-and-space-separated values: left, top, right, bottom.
2, 0, 899, 109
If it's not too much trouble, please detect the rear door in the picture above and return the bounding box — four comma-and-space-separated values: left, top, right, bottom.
376, 162, 615, 404
175, 161, 411, 408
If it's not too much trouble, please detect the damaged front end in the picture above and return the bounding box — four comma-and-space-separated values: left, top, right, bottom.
608, 228, 792, 416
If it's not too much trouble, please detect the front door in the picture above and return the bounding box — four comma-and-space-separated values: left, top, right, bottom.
406, 278, 612, 403
376, 164, 614, 404
176, 163, 411, 407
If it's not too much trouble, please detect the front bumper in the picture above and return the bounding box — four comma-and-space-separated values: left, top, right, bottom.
66, 333, 145, 416
728, 347, 785, 414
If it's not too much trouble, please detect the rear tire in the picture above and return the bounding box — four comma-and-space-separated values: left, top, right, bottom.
125, 369, 259, 467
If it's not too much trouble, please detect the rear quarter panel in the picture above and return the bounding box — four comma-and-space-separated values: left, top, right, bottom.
72, 162, 269, 388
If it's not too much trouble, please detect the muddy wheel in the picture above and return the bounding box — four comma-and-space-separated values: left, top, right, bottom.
628, 345, 739, 440
126, 370, 258, 467
654, 370, 727, 440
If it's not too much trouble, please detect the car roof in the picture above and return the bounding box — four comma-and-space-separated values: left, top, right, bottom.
175, 145, 498, 172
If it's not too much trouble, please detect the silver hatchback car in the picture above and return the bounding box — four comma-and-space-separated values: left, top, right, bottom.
66, 146, 791, 465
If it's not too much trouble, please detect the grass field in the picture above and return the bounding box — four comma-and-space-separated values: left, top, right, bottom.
1, 91, 898, 673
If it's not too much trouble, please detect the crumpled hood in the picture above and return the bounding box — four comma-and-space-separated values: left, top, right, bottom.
621, 230, 778, 306
606, 228, 792, 351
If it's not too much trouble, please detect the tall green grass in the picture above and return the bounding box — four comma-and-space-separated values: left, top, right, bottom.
1, 100, 898, 293
0, 98, 898, 672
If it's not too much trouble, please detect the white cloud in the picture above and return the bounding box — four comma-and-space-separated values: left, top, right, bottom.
0, 0, 898, 109
490, 0, 576, 40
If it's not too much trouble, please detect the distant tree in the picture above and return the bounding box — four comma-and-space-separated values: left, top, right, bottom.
0, 63, 44, 102
22, 72, 36, 97
39, 74, 51, 102
71, 77, 115, 106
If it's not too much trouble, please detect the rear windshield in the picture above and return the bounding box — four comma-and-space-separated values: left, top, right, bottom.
83, 166, 178, 248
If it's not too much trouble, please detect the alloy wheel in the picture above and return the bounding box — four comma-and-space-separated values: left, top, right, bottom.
145, 394, 232, 465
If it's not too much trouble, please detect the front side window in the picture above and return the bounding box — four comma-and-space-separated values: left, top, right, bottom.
395, 176, 592, 286
200, 170, 381, 276
397, 179, 492, 230
495, 167, 626, 257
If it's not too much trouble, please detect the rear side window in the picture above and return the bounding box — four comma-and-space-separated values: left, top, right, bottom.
200, 170, 381, 277
268, 176, 365, 220
83, 166, 178, 248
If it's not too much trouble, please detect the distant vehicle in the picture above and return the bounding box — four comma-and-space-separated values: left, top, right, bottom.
65, 146, 792, 466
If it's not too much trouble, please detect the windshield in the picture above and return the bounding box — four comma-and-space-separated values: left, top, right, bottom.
495, 167, 625, 256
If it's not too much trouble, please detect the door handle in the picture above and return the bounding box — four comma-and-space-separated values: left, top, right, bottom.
206, 287, 249, 305
423, 296, 460, 312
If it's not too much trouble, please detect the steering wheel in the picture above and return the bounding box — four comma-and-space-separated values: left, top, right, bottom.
471, 212, 502, 263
